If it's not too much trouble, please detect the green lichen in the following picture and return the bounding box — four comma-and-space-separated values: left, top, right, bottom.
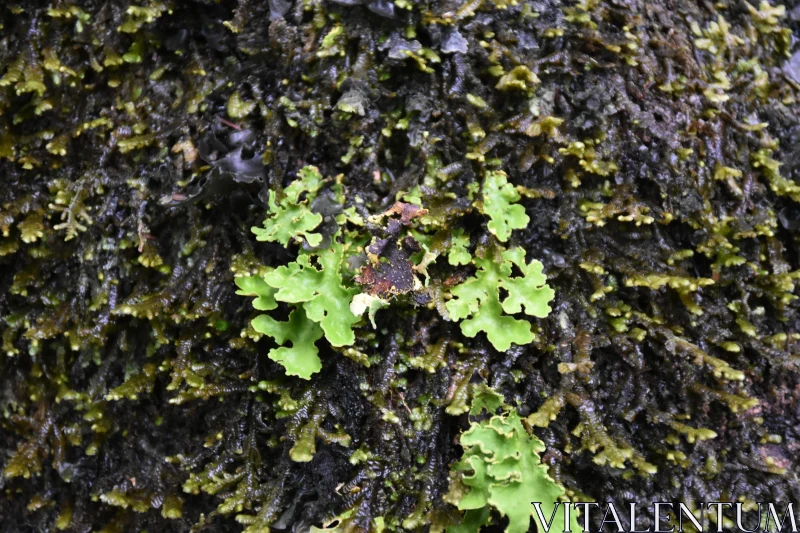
446, 247, 554, 351
252, 166, 325, 247
264, 242, 359, 347
481, 171, 529, 243
447, 408, 580, 533
448, 229, 472, 266
235, 275, 278, 312
253, 308, 325, 380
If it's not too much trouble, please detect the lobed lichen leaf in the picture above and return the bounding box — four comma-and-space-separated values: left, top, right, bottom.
446, 247, 554, 351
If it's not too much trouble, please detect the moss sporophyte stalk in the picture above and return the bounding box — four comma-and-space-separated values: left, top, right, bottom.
2, 0, 800, 532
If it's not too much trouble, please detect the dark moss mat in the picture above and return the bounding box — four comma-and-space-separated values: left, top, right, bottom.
1, 1, 800, 532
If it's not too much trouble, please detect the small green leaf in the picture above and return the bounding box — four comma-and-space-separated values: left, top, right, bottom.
251, 165, 324, 246
482, 171, 529, 242
448, 229, 472, 266
499, 248, 554, 318
455, 454, 493, 510
469, 384, 507, 415
446, 247, 553, 351
235, 275, 278, 311
122, 41, 145, 63
449, 412, 581, 533
252, 307, 324, 379
264, 242, 359, 346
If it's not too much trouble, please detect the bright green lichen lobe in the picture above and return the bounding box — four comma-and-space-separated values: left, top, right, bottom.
235, 275, 278, 311
447, 247, 554, 351
482, 171, 529, 242
239, 240, 359, 378
448, 229, 472, 266
252, 308, 324, 380
264, 243, 359, 347
252, 165, 324, 247
448, 410, 580, 533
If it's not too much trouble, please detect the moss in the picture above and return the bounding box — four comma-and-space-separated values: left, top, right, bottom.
1, 0, 800, 531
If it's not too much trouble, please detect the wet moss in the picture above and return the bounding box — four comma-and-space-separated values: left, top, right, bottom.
1, 0, 800, 532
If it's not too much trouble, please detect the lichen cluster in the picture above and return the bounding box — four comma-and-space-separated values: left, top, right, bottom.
238, 165, 553, 379
2, 0, 800, 532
